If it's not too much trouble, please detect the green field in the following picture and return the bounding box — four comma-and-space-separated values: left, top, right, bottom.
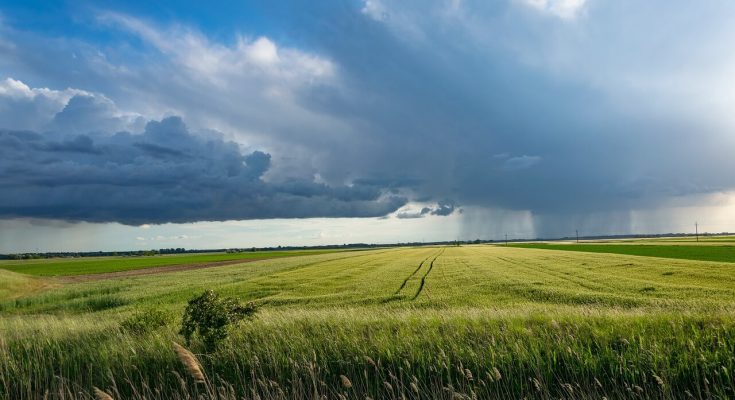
0, 249, 342, 276
509, 242, 735, 263
2, 245, 735, 399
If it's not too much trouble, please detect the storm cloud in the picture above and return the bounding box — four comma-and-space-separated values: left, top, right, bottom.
0, 112, 406, 224
2, 1, 735, 236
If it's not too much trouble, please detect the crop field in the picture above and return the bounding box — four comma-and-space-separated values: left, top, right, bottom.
509, 242, 735, 263
0, 249, 343, 277
2, 245, 735, 399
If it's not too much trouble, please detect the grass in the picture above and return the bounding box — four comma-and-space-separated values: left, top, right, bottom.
509, 242, 735, 263
2, 245, 735, 399
0, 249, 343, 276
0, 270, 45, 299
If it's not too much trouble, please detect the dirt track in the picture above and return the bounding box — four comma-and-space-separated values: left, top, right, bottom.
57, 259, 261, 283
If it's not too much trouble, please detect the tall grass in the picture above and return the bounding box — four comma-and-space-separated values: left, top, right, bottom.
2, 310, 734, 399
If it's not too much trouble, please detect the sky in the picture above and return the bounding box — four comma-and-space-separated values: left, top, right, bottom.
2, 0, 735, 252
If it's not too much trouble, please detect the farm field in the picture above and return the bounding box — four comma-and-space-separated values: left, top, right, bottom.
2, 245, 735, 399
509, 242, 735, 263
0, 249, 344, 277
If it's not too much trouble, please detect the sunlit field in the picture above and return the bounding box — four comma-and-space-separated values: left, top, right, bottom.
2, 244, 735, 399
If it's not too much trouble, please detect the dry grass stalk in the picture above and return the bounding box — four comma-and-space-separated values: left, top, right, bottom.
93, 387, 114, 400
492, 367, 502, 381
173, 341, 206, 383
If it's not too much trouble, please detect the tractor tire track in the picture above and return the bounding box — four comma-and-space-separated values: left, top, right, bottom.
412, 248, 445, 300
394, 254, 433, 295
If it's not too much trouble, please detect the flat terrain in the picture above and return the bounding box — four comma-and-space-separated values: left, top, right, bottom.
0, 249, 343, 276
2, 244, 735, 399
510, 242, 735, 263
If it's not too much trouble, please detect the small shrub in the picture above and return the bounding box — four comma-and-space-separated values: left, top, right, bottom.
121, 309, 170, 334
180, 290, 257, 351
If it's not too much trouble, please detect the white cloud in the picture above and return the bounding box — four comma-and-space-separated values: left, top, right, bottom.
86, 12, 349, 182
503, 155, 541, 170
493, 154, 542, 171
519, 0, 587, 19
245, 37, 279, 65
0, 77, 67, 100
0, 78, 87, 130
362, 0, 388, 21
98, 12, 334, 85
0, 77, 145, 133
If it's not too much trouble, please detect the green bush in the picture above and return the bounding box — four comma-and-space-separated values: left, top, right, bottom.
180, 290, 257, 351
121, 309, 170, 334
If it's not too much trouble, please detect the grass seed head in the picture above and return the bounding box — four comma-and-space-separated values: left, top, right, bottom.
93, 387, 114, 400
464, 369, 473, 380
492, 367, 502, 381
172, 342, 206, 383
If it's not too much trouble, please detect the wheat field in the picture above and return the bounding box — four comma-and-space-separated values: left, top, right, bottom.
2, 245, 735, 399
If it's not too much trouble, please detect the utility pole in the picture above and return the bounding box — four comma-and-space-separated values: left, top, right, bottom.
505, 234, 508, 246
695, 222, 699, 242
576, 230, 579, 243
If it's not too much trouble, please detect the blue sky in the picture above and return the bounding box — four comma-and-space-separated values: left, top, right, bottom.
2, 0, 735, 252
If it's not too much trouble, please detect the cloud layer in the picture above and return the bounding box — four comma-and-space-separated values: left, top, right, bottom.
2, 1, 735, 236
0, 99, 406, 224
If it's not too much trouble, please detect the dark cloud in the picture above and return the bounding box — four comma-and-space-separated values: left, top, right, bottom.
395, 202, 458, 219
429, 202, 456, 216
0, 116, 407, 224
42, 135, 100, 154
